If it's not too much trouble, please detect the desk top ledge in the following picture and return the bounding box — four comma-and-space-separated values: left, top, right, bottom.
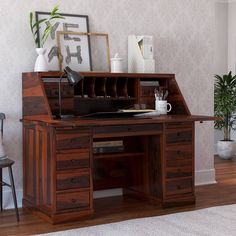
21, 115, 215, 127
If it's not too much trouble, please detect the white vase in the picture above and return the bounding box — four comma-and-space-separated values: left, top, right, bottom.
34, 48, 48, 72
217, 140, 236, 159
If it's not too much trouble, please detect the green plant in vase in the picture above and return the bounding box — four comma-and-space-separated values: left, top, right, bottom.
29, 5, 64, 71
214, 71, 236, 159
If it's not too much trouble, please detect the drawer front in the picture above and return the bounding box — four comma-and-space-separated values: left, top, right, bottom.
56, 151, 90, 171
56, 132, 90, 150
94, 124, 163, 136
166, 167, 192, 179
56, 172, 90, 190
166, 129, 192, 145
166, 122, 192, 129
56, 190, 90, 211
165, 145, 193, 168
166, 178, 193, 196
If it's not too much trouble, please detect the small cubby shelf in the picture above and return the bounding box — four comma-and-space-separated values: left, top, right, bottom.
40, 72, 190, 117
74, 77, 138, 99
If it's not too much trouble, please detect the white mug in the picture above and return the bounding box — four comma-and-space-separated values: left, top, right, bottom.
155, 100, 172, 115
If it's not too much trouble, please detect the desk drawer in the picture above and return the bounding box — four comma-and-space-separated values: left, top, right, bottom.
166, 122, 192, 129
165, 145, 193, 168
166, 167, 192, 179
56, 190, 90, 211
56, 132, 90, 150
94, 124, 163, 137
56, 172, 90, 190
166, 178, 193, 196
166, 129, 192, 145
56, 150, 90, 171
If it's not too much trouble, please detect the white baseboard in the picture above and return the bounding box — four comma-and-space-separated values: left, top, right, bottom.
195, 169, 217, 186
2, 189, 22, 209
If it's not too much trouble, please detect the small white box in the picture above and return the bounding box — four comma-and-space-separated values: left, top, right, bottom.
128, 35, 155, 73
136, 35, 154, 59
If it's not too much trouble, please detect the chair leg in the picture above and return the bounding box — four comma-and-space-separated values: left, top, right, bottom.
8, 166, 19, 222
0, 168, 2, 212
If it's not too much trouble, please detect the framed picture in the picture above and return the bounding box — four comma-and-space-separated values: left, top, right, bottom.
57, 32, 111, 72
35, 12, 92, 71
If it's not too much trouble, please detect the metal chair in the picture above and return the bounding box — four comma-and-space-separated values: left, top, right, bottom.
0, 113, 19, 221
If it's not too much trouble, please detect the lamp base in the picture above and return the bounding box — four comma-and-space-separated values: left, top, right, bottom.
0, 155, 8, 161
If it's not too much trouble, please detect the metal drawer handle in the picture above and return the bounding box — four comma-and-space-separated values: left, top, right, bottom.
71, 198, 78, 203
70, 177, 79, 184
177, 185, 181, 190
177, 151, 182, 156
71, 159, 80, 164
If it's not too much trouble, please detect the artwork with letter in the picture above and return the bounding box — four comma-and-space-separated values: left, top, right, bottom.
57, 32, 111, 72
35, 12, 92, 71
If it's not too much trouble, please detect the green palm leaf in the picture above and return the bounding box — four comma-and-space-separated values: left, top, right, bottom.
29, 5, 64, 47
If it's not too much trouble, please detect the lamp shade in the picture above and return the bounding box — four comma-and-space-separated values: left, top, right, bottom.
64, 66, 83, 86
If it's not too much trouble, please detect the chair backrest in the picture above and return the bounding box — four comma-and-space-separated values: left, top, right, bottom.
0, 113, 6, 138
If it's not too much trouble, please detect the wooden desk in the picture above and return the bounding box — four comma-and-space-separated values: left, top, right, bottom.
22, 72, 213, 223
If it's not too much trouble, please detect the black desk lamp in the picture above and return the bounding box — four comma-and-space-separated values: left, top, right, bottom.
58, 66, 83, 119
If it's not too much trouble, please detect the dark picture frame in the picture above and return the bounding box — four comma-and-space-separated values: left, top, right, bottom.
35, 12, 92, 71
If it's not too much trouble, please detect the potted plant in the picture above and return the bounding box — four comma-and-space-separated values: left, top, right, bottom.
29, 5, 64, 71
214, 71, 236, 159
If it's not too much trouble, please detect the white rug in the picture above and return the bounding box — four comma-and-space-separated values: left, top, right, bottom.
36, 204, 236, 236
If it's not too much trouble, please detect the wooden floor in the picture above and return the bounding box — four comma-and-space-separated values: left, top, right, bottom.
1, 156, 236, 236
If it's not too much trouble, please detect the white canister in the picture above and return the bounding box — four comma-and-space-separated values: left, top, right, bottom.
110, 53, 123, 73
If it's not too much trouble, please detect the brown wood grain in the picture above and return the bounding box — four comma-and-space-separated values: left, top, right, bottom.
21, 72, 214, 224
56, 190, 90, 211
56, 171, 90, 191
56, 151, 90, 171
0, 156, 233, 236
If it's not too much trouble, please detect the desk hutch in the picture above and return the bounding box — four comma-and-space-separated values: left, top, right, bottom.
22, 72, 213, 223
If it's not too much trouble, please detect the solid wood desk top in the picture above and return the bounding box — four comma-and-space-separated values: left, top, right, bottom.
22, 115, 215, 128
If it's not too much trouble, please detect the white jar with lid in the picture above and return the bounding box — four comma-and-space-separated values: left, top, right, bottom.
110, 53, 123, 73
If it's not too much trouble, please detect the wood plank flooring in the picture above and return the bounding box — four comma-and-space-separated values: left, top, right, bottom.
1, 156, 236, 236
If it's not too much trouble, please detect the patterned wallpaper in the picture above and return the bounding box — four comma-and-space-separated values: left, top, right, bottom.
0, 0, 215, 206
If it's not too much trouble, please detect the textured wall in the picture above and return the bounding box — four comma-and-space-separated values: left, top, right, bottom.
0, 0, 215, 207
214, 1, 228, 151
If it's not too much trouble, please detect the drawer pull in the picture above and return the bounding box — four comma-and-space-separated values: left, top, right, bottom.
70, 159, 80, 164
177, 185, 181, 190
177, 132, 181, 137
177, 151, 181, 156
71, 198, 78, 203
70, 178, 78, 184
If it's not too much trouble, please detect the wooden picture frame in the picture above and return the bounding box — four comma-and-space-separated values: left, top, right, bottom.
57, 31, 111, 72
35, 12, 92, 71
